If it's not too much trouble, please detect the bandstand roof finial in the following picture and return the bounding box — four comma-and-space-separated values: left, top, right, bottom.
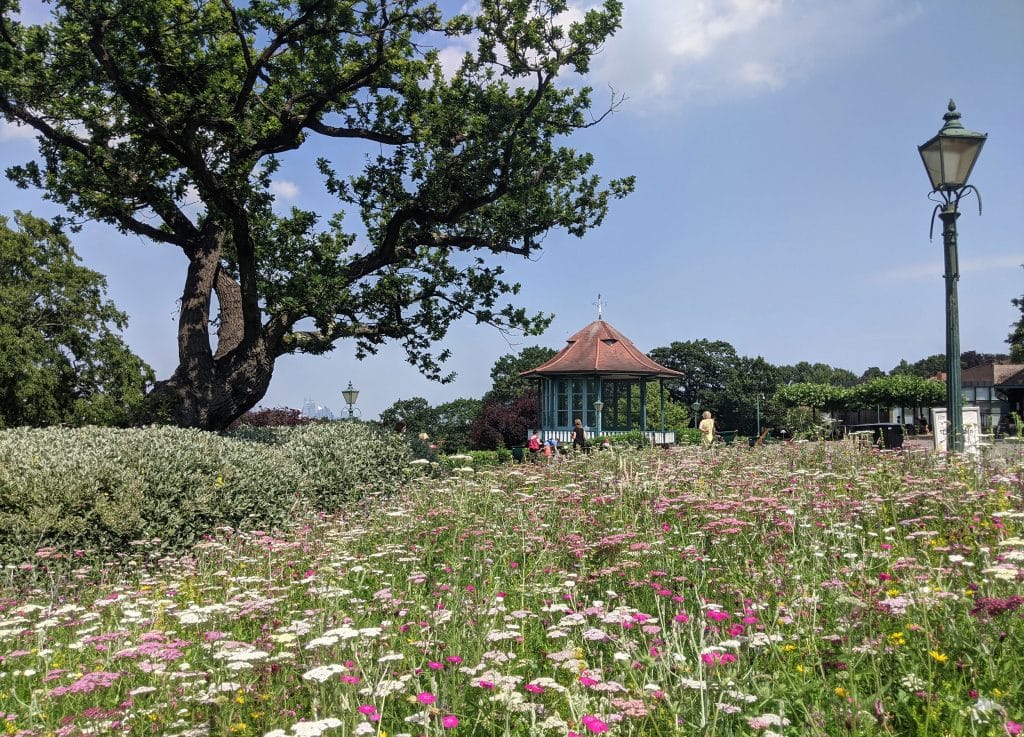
594, 293, 605, 321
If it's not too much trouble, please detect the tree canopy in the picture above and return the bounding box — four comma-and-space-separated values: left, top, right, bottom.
0, 0, 632, 429
485, 345, 557, 403
1009, 267, 1024, 362
0, 211, 153, 427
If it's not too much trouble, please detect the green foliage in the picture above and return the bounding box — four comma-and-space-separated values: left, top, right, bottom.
431, 398, 482, 452
0, 423, 411, 562
275, 422, 412, 511
1009, 267, 1024, 361
486, 346, 558, 403
851, 374, 945, 409
774, 382, 849, 412
648, 341, 784, 434
0, 212, 153, 428
777, 361, 858, 387
379, 397, 437, 436
0, 0, 633, 429
676, 427, 703, 445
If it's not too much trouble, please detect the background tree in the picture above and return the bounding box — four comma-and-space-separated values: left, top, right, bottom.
485, 346, 557, 403
648, 339, 740, 410
777, 361, 857, 387
0, 0, 632, 430
850, 375, 945, 412
0, 212, 152, 428
378, 397, 436, 437
717, 356, 783, 434
469, 391, 537, 450
431, 397, 482, 452
1009, 267, 1024, 362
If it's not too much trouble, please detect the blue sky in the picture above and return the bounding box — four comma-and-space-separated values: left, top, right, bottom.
2, 0, 1022, 420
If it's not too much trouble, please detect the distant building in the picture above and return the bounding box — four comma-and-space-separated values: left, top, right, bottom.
961, 363, 1024, 433
300, 398, 335, 420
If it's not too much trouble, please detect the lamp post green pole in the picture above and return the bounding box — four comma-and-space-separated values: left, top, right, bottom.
918, 100, 986, 454
939, 206, 963, 452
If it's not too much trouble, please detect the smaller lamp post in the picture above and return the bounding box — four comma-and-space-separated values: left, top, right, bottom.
918, 100, 986, 452
341, 381, 360, 419
593, 400, 604, 439
756, 393, 763, 437
692, 402, 700, 429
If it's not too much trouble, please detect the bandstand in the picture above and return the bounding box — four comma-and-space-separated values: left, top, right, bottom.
520, 319, 684, 444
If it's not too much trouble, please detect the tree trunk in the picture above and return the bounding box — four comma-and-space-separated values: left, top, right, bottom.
144, 345, 275, 430
140, 231, 280, 430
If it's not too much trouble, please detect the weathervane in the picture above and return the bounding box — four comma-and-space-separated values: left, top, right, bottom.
594, 294, 606, 320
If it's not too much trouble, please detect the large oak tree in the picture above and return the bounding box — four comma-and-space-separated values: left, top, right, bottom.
0, 0, 632, 429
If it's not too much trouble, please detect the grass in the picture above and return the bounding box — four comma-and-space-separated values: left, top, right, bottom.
1, 442, 1022, 736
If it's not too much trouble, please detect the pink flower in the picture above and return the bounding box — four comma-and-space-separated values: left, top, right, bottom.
581, 715, 609, 733
358, 704, 378, 716
417, 692, 436, 705
428, 661, 444, 670
442, 715, 459, 728
706, 610, 730, 622
579, 676, 599, 687
674, 612, 690, 623
525, 684, 545, 694
1006, 722, 1022, 736
701, 651, 737, 667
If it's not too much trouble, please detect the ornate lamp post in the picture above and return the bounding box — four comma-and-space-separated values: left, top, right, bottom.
918, 100, 986, 452
341, 381, 360, 419
593, 400, 604, 438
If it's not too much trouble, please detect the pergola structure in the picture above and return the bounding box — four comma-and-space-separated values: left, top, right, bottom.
520, 319, 684, 444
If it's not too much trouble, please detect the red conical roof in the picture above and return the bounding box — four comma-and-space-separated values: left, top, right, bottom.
520, 320, 683, 379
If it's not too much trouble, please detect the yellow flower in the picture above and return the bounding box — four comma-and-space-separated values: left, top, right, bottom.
929, 650, 948, 664
781, 644, 798, 653
795, 664, 805, 673
228, 723, 249, 734
835, 687, 848, 698
888, 632, 906, 647
886, 587, 901, 597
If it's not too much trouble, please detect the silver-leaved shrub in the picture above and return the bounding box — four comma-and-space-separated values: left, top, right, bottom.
0, 422, 410, 562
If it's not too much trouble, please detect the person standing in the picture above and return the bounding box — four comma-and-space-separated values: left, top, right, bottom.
528, 430, 541, 460
698, 411, 715, 447
572, 418, 587, 451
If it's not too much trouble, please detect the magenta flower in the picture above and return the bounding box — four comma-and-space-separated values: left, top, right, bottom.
442, 715, 459, 728
581, 715, 609, 733
358, 704, 379, 716
417, 692, 437, 705
1006, 722, 1022, 736
701, 651, 737, 667
525, 684, 545, 694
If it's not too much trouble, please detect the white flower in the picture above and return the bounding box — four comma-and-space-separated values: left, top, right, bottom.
291, 718, 342, 736
302, 664, 346, 682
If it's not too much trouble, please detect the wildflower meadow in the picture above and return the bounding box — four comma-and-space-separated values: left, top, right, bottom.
1, 441, 1022, 737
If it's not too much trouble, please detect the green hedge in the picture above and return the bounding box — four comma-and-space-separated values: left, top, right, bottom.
0, 423, 411, 562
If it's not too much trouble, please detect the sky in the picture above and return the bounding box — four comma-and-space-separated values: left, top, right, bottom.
2, 0, 1023, 420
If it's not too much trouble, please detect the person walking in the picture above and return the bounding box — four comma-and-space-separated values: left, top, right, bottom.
572, 418, 587, 452
698, 410, 715, 447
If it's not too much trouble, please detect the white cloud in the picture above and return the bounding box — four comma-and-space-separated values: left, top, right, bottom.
270, 180, 300, 200
0, 120, 36, 142
583, 0, 920, 112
